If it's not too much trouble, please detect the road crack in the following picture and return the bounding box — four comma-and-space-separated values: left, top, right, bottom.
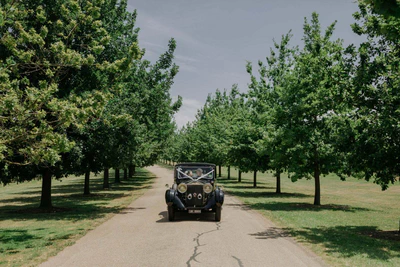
186, 222, 221, 267
232, 255, 244, 267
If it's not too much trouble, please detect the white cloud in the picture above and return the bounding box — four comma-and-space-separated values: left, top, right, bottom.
140, 41, 165, 49
173, 98, 203, 128
177, 62, 198, 73
175, 54, 199, 63
174, 54, 200, 73
139, 13, 203, 48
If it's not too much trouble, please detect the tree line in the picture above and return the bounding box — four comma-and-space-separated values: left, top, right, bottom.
163, 1, 400, 205
0, 0, 181, 208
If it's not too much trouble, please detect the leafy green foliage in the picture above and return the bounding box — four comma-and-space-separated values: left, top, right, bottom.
0, 0, 114, 168
340, 0, 400, 189
0, 1, 180, 206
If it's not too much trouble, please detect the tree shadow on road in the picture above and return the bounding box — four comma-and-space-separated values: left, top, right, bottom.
249, 227, 291, 239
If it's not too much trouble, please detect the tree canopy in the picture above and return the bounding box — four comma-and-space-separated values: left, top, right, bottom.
0, 0, 181, 207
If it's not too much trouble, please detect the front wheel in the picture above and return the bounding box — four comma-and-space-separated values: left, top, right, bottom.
215, 206, 222, 222
167, 205, 175, 221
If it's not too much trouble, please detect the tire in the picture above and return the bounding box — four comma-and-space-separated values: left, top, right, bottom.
215, 206, 222, 222
167, 205, 175, 221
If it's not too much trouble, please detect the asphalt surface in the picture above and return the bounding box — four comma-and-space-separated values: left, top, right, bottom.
41, 165, 326, 267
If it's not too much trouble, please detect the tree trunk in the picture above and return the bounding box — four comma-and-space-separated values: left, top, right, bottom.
103, 168, 110, 189
238, 170, 242, 183
123, 169, 128, 180
115, 168, 120, 183
40, 170, 52, 208
253, 170, 257, 188
276, 170, 281, 194
84, 170, 90, 195
314, 145, 321, 205
314, 164, 321, 205
128, 165, 132, 178
218, 165, 222, 177
227, 166, 230, 179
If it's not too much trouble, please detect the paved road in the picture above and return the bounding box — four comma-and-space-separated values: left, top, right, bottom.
41, 165, 325, 267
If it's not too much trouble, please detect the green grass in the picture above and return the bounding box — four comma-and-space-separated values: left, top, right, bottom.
217, 167, 400, 267
0, 169, 154, 267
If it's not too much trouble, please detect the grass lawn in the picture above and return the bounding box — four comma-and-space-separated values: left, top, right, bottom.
215, 167, 400, 267
0, 168, 154, 267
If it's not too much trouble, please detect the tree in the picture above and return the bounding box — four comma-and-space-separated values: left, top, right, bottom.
0, 0, 140, 207
334, 0, 400, 189
360, 0, 400, 17
246, 31, 297, 193
225, 91, 268, 188
273, 13, 353, 205
65, 0, 141, 194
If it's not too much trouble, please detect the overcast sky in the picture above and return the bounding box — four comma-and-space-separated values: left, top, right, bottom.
127, 0, 362, 128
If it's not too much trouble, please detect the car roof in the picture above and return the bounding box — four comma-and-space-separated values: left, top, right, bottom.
175, 162, 216, 167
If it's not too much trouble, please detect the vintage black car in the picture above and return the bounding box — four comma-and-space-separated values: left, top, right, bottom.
165, 162, 224, 221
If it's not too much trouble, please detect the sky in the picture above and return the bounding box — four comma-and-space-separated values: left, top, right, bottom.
127, 0, 362, 128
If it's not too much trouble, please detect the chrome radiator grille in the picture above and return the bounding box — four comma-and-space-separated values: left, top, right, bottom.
185, 184, 204, 207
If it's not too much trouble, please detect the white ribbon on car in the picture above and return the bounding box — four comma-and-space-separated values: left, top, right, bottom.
177, 168, 214, 182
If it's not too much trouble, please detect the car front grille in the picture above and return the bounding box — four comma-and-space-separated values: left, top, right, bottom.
185, 184, 204, 207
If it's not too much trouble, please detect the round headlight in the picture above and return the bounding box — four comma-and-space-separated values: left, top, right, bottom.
203, 183, 213, 194
177, 183, 187, 193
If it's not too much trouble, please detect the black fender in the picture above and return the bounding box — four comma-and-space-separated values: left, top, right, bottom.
215, 187, 224, 206
204, 193, 216, 210
165, 189, 176, 205
165, 189, 185, 210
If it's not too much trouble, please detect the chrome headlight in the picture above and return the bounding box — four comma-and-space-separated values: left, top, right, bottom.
177, 183, 187, 193
203, 183, 213, 194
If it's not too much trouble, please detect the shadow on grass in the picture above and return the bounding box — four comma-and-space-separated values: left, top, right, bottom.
249, 226, 400, 261
228, 191, 311, 199
0, 172, 155, 223
0, 229, 38, 243
218, 179, 276, 190
250, 202, 371, 212
7, 175, 153, 195
284, 226, 400, 261
2, 201, 136, 222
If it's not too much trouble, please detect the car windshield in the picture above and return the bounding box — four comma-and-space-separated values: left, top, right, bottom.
176, 166, 214, 179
